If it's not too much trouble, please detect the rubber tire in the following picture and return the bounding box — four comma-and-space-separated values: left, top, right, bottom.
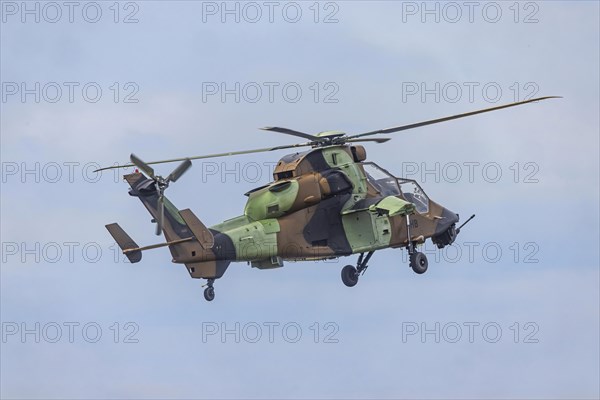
410, 252, 428, 274
204, 286, 215, 301
341, 265, 359, 287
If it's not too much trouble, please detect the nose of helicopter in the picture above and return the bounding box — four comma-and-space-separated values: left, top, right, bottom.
431, 207, 460, 248
434, 207, 460, 236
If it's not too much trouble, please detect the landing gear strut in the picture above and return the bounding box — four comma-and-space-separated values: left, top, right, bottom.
406, 214, 428, 274
341, 251, 374, 287
203, 278, 215, 301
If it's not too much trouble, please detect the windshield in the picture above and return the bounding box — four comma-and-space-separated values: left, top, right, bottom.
362, 162, 430, 214
397, 179, 429, 214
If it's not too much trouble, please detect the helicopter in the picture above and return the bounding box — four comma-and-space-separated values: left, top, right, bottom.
98, 96, 559, 301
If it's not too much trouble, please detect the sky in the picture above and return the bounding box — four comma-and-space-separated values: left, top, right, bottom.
1, 1, 599, 399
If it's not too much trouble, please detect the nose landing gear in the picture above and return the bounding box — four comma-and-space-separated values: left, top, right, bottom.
406, 213, 428, 274
409, 251, 428, 274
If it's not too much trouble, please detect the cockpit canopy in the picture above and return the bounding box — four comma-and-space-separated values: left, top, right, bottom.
362, 162, 430, 214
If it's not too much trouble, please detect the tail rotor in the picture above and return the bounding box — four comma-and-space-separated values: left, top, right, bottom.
130, 154, 192, 235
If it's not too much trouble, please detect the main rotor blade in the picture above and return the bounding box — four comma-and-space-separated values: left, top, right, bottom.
260, 126, 320, 141
346, 138, 391, 144
94, 142, 313, 172
348, 96, 562, 139
130, 154, 155, 178
167, 159, 192, 183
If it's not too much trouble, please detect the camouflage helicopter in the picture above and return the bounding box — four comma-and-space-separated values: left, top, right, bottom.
98, 96, 558, 301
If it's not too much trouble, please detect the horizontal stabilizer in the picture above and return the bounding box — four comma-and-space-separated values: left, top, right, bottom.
179, 209, 214, 249
105, 223, 142, 263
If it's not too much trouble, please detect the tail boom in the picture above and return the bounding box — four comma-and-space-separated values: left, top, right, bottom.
117, 172, 232, 278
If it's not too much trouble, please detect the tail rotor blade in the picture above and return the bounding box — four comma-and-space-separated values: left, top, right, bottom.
130, 154, 155, 178
155, 194, 165, 236
167, 159, 192, 183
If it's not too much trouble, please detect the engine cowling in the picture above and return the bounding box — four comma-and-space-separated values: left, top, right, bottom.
244, 170, 353, 221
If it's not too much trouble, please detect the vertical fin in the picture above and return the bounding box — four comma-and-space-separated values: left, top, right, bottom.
179, 209, 215, 249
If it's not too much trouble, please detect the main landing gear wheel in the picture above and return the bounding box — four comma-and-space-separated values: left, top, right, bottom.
341, 251, 374, 287
204, 286, 215, 301
341, 265, 359, 287
203, 278, 215, 301
410, 252, 428, 274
